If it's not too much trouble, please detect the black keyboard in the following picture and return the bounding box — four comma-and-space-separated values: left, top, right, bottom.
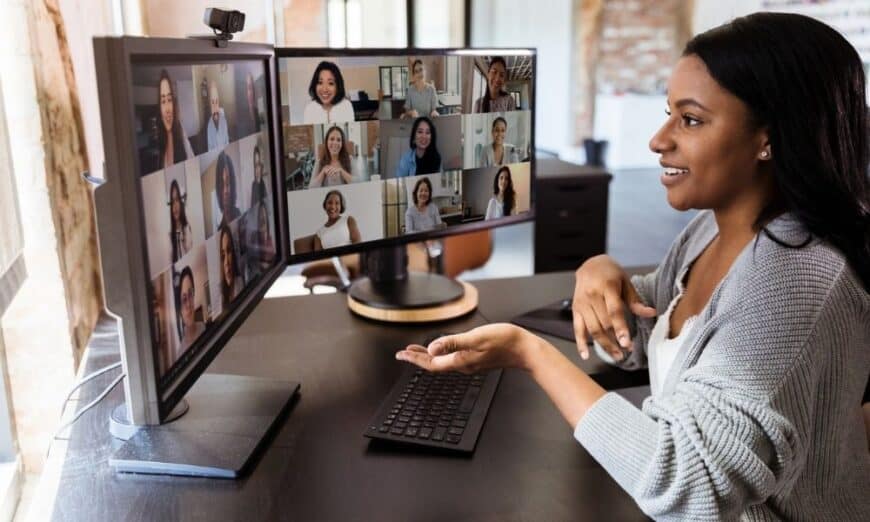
364, 365, 502, 453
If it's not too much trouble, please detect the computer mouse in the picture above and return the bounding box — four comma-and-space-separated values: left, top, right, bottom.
559, 298, 573, 318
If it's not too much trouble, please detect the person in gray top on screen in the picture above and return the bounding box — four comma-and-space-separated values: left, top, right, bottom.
473, 57, 516, 113
480, 117, 519, 167
206, 80, 230, 150
402, 59, 439, 120
398, 13, 870, 521
484, 166, 516, 220
404, 177, 443, 233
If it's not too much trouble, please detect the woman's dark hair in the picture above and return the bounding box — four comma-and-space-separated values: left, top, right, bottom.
409, 116, 441, 174
318, 126, 353, 175
250, 144, 267, 206
215, 151, 237, 212
684, 12, 869, 289
411, 59, 424, 80
219, 224, 238, 307
175, 266, 195, 339
480, 56, 509, 113
492, 116, 507, 132
157, 69, 187, 167
322, 189, 346, 214
168, 180, 189, 262
412, 177, 434, 206
493, 166, 515, 217
308, 61, 346, 106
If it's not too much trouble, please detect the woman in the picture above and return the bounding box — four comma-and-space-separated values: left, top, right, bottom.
397, 13, 870, 520
484, 166, 516, 220
157, 69, 193, 168
309, 126, 353, 187
302, 61, 355, 125
480, 117, 518, 167
254, 203, 275, 271
395, 117, 441, 177
404, 177, 443, 233
219, 224, 242, 309
473, 57, 516, 113
176, 266, 204, 350
402, 59, 439, 120
313, 190, 362, 250
249, 144, 268, 207
215, 151, 241, 228
168, 180, 193, 262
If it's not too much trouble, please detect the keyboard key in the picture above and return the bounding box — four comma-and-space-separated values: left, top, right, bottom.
448, 427, 464, 436
405, 427, 419, 437
446, 434, 462, 444
395, 422, 407, 429
432, 427, 446, 441
398, 415, 411, 423
459, 386, 481, 413
419, 427, 433, 439
451, 419, 467, 428
390, 427, 404, 435
379, 426, 389, 433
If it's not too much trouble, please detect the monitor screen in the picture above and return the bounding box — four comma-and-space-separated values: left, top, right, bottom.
130, 58, 279, 388
277, 51, 535, 262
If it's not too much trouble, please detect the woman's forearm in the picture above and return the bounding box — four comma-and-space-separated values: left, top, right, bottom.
521, 331, 607, 428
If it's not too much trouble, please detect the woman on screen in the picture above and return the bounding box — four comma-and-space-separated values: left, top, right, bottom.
397, 13, 870, 520
168, 180, 193, 262
395, 117, 441, 177
309, 126, 353, 187
404, 177, 443, 233
313, 189, 361, 251
473, 57, 516, 114
402, 59, 439, 120
219, 224, 242, 308
249, 144, 268, 206
157, 69, 193, 168
481, 117, 519, 167
302, 61, 355, 125
254, 203, 276, 270
484, 167, 516, 220
176, 266, 204, 349
216, 151, 241, 227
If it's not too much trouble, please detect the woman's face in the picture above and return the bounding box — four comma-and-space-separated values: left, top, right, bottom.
180, 275, 195, 328
492, 121, 506, 145
170, 185, 181, 224
316, 69, 337, 106
324, 193, 342, 220
413, 62, 425, 82
326, 129, 343, 158
220, 167, 232, 212
159, 78, 174, 131
487, 61, 507, 94
416, 183, 430, 205
414, 121, 431, 151
221, 232, 234, 285
497, 171, 509, 193
649, 55, 770, 213
258, 206, 269, 237
253, 150, 262, 181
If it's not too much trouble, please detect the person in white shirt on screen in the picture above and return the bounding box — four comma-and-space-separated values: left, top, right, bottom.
206, 80, 230, 150
302, 61, 355, 125
309, 126, 353, 187
314, 190, 361, 250
485, 166, 516, 220
481, 117, 519, 167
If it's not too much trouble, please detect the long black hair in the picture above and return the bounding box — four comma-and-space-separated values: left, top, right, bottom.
685, 12, 869, 289
480, 56, 509, 113
493, 166, 515, 217
157, 69, 187, 167
219, 223, 239, 308
308, 61, 347, 106
168, 179, 189, 262
409, 116, 441, 174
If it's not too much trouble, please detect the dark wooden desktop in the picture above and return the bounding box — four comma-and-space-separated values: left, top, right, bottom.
43, 272, 651, 521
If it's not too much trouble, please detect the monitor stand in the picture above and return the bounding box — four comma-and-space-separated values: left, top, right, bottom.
347, 245, 478, 322
108, 373, 299, 478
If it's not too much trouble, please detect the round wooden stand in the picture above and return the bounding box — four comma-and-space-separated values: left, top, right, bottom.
347, 281, 478, 323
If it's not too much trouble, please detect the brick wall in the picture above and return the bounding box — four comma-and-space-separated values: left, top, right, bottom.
284, 124, 314, 154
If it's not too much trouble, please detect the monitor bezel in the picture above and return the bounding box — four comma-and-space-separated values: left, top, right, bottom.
275, 47, 537, 265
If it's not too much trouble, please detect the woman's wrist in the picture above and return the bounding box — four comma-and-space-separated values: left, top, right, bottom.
516, 327, 548, 373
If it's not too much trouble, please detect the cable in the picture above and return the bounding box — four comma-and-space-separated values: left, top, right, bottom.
59, 361, 122, 418
51, 372, 125, 444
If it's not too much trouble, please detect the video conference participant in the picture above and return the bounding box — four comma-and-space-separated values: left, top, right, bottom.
218, 223, 243, 308
402, 59, 439, 120
397, 13, 870, 521
309, 126, 353, 187
215, 151, 241, 227
251, 203, 276, 272
481, 117, 519, 167
404, 177, 443, 233
484, 166, 516, 220
313, 189, 361, 250
473, 57, 516, 113
207, 80, 230, 150
303, 61, 355, 125
168, 179, 193, 262
157, 69, 194, 168
395, 117, 441, 177
249, 143, 268, 206
237, 72, 261, 138
176, 266, 204, 350
151, 274, 171, 373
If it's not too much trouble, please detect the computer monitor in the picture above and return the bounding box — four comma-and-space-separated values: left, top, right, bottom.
276, 50, 536, 318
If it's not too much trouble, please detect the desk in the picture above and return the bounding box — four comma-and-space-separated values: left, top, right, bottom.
38, 272, 650, 521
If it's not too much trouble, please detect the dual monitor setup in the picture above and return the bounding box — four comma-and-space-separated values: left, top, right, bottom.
92, 34, 535, 477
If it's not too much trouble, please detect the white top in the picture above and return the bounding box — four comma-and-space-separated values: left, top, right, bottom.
206, 108, 229, 151
647, 271, 698, 397
302, 98, 355, 125
316, 214, 351, 249
480, 143, 518, 167
485, 197, 514, 220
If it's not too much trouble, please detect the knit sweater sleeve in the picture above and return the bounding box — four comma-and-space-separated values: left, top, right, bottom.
574, 244, 859, 520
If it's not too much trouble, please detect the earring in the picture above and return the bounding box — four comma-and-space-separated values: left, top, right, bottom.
760, 150, 770, 159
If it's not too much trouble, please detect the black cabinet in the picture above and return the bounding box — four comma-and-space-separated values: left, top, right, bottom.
534, 158, 611, 273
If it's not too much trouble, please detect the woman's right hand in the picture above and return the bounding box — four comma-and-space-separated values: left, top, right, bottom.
572, 255, 656, 361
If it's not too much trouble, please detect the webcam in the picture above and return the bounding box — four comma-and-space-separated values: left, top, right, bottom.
203, 8, 245, 44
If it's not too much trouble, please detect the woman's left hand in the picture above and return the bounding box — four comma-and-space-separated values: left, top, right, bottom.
395, 323, 534, 374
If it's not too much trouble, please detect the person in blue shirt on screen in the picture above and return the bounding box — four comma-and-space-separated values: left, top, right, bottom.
206, 80, 230, 150
395, 116, 441, 177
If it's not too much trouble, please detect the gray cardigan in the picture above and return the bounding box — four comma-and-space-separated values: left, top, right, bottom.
574, 210, 870, 521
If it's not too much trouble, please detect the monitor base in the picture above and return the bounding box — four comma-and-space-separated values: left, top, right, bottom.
348, 274, 478, 322
109, 373, 300, 478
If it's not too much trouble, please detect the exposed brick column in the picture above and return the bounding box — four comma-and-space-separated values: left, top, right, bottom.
572, 0, 604, 144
